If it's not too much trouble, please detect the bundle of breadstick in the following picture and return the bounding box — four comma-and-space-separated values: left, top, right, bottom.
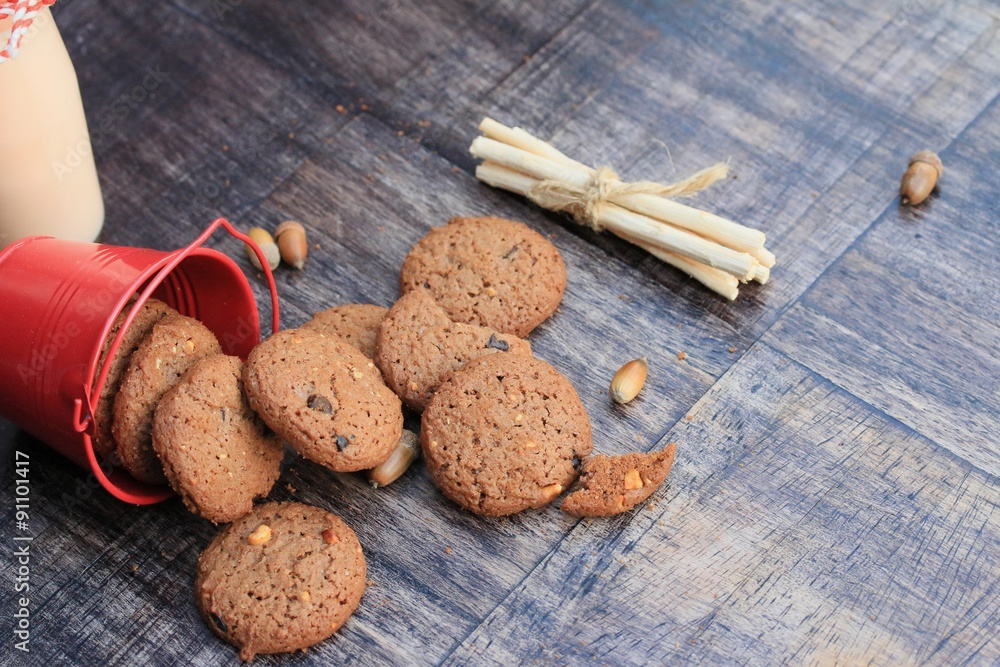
469, 118, 774, 300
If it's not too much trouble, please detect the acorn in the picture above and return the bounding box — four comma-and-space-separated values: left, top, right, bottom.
275, 220, 308, 270
369, 429, 420, 488
610, 358, 647, 404
900, 150, 943, 206
245, 227, 280, 271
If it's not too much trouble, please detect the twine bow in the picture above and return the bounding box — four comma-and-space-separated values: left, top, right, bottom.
528, 162, 729, 232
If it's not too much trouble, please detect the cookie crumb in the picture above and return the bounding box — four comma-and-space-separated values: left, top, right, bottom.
677, 351, 686, 361
445, 547, 452, 555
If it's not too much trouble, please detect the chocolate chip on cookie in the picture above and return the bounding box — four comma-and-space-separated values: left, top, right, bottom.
243, 328, 403, 472
113, 314, 222, 484
561, 444, 677, 517
300, 303, 388, 359
374, 290, 532, 412
153, 354, 283, 523
196, 501, 366, 661
421, 354, 593, 516
399, 216, 566, 337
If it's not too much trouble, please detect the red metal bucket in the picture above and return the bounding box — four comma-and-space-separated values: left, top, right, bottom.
0, 218, 280, 505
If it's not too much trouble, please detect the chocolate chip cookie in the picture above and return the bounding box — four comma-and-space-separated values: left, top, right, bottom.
374, 290, 532, 412
561, 444, 677, 517
92, 297, 178, 458
300, 303, 388, 359
243, 328, 403, 472
421, 354, 593, 516
196, 501, 366, 661
153, 354, 283, 523
399, 216, 566, 337
113, 314, 222, 484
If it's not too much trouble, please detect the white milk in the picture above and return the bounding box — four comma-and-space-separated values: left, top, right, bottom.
0, 8, 104, 249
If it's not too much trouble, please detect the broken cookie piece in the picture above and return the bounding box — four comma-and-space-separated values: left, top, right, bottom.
561, 444, 677, 517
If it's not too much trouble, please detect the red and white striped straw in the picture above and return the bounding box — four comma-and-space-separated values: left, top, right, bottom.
0, 0, 57, 62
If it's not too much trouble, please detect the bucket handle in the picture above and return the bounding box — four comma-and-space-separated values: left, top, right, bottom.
77, 217, 280, 436
73, 218, 281, 504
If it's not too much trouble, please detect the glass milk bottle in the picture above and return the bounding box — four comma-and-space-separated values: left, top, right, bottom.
0, 3, 104, 249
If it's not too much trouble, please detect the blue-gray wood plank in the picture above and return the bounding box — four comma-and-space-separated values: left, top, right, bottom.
0, 0, 996, 664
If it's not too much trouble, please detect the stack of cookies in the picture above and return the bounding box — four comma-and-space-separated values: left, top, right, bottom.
94, 301, 284, 524
92, 215, 676, 661
297, 216, 676, 519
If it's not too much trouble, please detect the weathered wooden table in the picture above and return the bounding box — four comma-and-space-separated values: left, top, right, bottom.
2, 0, 997, 664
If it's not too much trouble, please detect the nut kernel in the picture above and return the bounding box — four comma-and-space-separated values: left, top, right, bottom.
610, 358, 648, 404
247, 524, 272, 546
541, 483, 563, 499
321, 528, 339, 545
624, 469, 643, 491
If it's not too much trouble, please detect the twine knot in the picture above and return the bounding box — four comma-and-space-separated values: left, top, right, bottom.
528, 161, 729, 233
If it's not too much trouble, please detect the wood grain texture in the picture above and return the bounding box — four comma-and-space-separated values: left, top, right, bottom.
442, 345, 1000, 666
0, 0, 997, 664
768, 95, 1000, 476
